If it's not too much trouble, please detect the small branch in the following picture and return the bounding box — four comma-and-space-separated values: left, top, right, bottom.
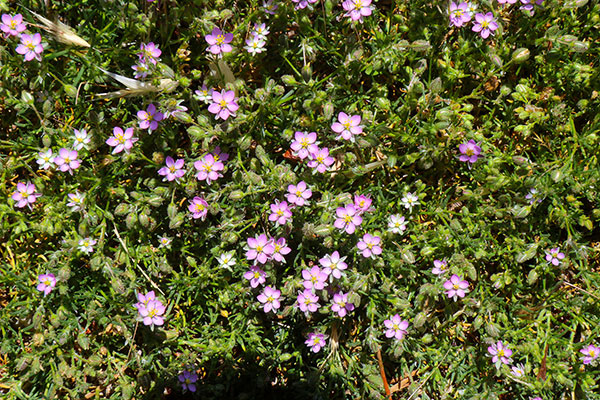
376, 349, 392, 400
562, 280, 600, 301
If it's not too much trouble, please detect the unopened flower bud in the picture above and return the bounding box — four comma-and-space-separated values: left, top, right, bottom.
512, 48, 530, 64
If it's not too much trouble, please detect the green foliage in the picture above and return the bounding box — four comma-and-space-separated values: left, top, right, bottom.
1, 0, 600, 399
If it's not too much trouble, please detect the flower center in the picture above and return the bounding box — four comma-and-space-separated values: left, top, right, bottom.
254, 271, 260, 278
219, 100, 227, 107
169, 166, 177, 173
344, 215, 352, 223
455, 10, 463, 17
256, 245, 263, 252
453, 284, 460, 289
296, 190, 302, 196
267, 296, 274, 302
216, 35, 225, 45
481, 21, 489, 29
466, 148, 474, 156
195, 204, 205, 212
316, 155, 324, 163
300, 138, 309, 147
64, 157, 71, 163
44, 279, 52, 286
148, 309, 156, 318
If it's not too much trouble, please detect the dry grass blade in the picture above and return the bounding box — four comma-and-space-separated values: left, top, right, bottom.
26, 8, 91, 47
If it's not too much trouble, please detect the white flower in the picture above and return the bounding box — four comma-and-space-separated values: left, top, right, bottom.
401, 192, 419, 212
217, 251, 236, 269
67, 191, 85, 212
73, 129, 90, 151
194, 84, 213, 103
511, 363, 525, 377
252, 23, 270, 40
78, 237, 97, 254
36, 148, 54, 170
158, 236, 172, 248
245, 36, 266, 55
263, 0, 278, 15
387, 214, 407, 234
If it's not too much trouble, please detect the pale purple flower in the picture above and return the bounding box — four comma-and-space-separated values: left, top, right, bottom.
357, 233, 382, 258
432, 259, 449, 275
78, 237, 97, 254
139, 42, 161, 65
16, 33, 44, 61
194, 153, 224, 184
72, 129, 90, 151
263, 0, 279, 14
342, 0, 373, 22
246, 234, 274, 264
296, 289, 320, 313
449, 2, 471, 27
302, 265, 328, 291
212, 146, 230, 162
443, 274, 470, 300
106, 127, 138, 154
511, 364, 525, 377
458, 139, 482, 163
243, 266, 267, 288
257, 286, 281, 313
163, 99, 188, 119
334, 204, 363, 234
520, 0, 543, 16
545, 247, 565, 266
194, 84, 214, 103
138, 298, 166, 327
158, 157, 186, 182
488, 341, 513, 364
178, 370, 198, 393
307, 147, 334, 173
292, 0, 318, 10
387, 214, 407, 234
67, 191, 85, 212
252, 23, 270, 40
158, 236, 172, 248
305, 332, 327, 353
525, 188, 542, 205
132, 61, 151, 79
188, 196, 209, 220
472, 12, 498, 39
36, 273, 56, 296
290, 131, 318, 160
208, 89, 239, 120
331, 292, 355, 317
245, 36, 266, 55
271, 237, 291, 263
384, 314, 409, 340
401, 192, 419, 212
12, 182, 41, 209
319, 251, 348, 280
205, 28, 233, 55
36, 148, 54, 170
498, 0, 517, 3
353, 194, 373, 214
269, 200, 292, 225
286, 181, 312, 206
580, 344, 600, 365
53, 148, 81, 174
137, 104, 164, 132
134, 291, 156, 311
1, 14, 26, 37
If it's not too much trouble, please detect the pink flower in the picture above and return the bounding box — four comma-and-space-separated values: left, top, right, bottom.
106, 127, 138, 154
296, 289, 320, 313
158, 157, 186, 182
356, 233, 382, 258
286, 181, 312, 206
302, 266, 328, 291
342, 0, 373, 22
290, 131, 318, 160
305, 332, 327, 353
498, 0, 517, 3
137, 104, 164, 132
472, 12, 498, 39
53, 148, 81, 174
268, 200, 292, 225
443, 274, 470, 300
134, 290, 156, 311
545, 247, 565, 266
353, 194, 373, 214
331, 291, 354, 317
488, 341, 513, 364
246, 234, 274, 264
257, 286, 281, 313
334, 204, 362, 234
580, 344, 600, 365
139, 42, 161, 65
16, 33, 44, 62
384, 314, 409, 340
36, 273, 56, 296
307, 147, 334, 173
432, 259, 448, 275
138, 299, 166, 327
188, 196, 209, 220
319, 251, 348, 280
11, 182, 41, 209
449, 2, 471, 27
205, 28, 233, 55
1, 14, 26, 37
271, 237, 291, 263
194, 153, 224, 184
243, 266, 267, 288
208, 89, 239, 120
292, 0, 318, 10
458, 139, 482, 163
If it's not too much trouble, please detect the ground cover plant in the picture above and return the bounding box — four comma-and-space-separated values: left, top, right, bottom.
1, 0, 600, 398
